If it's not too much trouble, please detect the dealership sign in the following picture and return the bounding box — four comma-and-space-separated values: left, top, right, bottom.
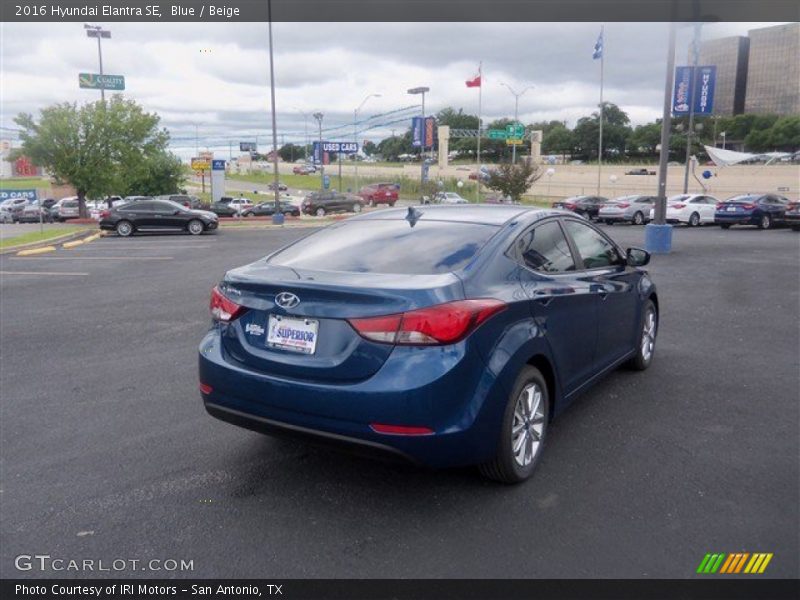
240, 142, 257, 152
673, 66, 716, 115
79, 73, 125, 91
0, 189, 37, 201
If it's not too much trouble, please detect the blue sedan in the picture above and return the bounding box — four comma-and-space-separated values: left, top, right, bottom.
199, 205, 659, 483
715, 194, 790, 229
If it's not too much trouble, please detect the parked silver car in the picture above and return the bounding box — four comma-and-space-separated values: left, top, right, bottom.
598, 195, 657, 225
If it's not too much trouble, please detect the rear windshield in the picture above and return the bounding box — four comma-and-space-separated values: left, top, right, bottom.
727, 195, 759, 203
269, 220, 498, 275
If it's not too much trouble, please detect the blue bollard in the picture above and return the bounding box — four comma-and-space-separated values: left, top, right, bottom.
272, 212, 285, 225
644, 223, 673, 254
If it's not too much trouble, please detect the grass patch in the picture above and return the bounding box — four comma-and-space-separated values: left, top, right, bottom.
0, 177, 51, 190
0, 226, 88, 250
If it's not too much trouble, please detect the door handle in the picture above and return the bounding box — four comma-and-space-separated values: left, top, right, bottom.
597, 290, 608, 300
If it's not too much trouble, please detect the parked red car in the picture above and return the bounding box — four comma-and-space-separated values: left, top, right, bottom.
358, 182, 399, 206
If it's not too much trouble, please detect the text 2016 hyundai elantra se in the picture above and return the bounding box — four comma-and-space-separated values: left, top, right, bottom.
199, 205, 658, 483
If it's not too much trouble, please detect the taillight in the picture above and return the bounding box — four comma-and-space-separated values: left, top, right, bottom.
671, 203, 685, 209
565, 203, 576, 210
348, 299, 506, 346
370, 423, 434, 436
210, 286, 246, 323
617, 203, 630, 208
716, 203, 724, 209
184, 202, 190, 207
99, 210, 110, 218
742, 204, 756, 210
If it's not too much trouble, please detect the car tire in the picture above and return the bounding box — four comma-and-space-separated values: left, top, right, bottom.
478, 365, 549, 484
115, 220, 134, 237
633, 211, 644, 226
626, 299, 657, 371
689, 212, 700, 227
720, 224, 731, 229
352, 203, 363, 213
315, 207, 326, 217
389, 202, 396, 207
604, 219, 614, 225
187, 219, 204, 235
759, 214, 771, 230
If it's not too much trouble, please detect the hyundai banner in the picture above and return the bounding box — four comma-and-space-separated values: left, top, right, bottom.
673, 65, 716, 115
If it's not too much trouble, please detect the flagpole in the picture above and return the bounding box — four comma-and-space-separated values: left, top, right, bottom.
597, 25, 604, 197
476, 61, 482, 202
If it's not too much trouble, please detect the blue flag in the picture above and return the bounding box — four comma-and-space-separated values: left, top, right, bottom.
592, 29, 603, 60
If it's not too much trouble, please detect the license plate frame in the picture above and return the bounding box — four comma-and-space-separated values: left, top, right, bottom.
266, 315, 319, 355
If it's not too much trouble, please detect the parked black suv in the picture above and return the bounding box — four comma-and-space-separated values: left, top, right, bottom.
156, 194, 206, 210
301, 192, 363, 216
242, 201, 300, 217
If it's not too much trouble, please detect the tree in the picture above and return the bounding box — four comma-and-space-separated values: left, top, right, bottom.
362, 141, 377, 156
277, 143, 305, 162
436, 107, 479, 130
541, 123, 575, 159
485, 159, 543, 201
12, 96, 182, 216
572, 102, 632, 161
628, 123, 662, 157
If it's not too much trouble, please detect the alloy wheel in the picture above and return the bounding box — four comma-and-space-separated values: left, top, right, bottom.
511, 383, 545, 467
641, 308, 657, 363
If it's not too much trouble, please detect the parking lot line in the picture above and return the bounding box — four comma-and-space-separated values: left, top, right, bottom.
9, 256, 174, 261
0, 270, 90, 276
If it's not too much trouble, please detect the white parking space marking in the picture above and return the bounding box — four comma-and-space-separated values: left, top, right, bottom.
10, 256, 174, 261
81, 244, 214, 250
0, 270, 90, 276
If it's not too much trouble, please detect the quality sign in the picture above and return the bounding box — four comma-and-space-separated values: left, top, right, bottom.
79, 73, 125, 91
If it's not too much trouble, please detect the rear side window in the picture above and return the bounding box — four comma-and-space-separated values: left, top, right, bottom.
563, 220, 622, 269
515, 221, 575, 273
269, 220, 498, 275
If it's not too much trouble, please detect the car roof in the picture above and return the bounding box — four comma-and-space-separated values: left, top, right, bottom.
351, 204, 549, 226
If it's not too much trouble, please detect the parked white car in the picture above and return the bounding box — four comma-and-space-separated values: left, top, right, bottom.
430, 192, 469, 205
649, 194, 720, 227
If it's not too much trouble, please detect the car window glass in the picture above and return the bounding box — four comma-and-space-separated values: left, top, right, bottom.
516, 221, 575, 273
563, 220, 621, 269
270, 220, 498, 275
133, 202, 154, 212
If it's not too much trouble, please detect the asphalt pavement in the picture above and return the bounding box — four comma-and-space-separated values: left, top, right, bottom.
0, 223, 797, 579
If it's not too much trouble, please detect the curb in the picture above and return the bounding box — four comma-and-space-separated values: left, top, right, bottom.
17, 245, 57, 256
0, 228, 95, 255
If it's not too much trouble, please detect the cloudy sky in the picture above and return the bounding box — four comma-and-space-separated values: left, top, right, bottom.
0, 21, 784, 159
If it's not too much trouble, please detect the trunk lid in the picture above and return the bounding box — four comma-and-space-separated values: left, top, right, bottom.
219, 262, 464, 383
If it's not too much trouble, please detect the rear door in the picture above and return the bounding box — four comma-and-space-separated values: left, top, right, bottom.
513, 218, 598, 395
562, 218, 640, 369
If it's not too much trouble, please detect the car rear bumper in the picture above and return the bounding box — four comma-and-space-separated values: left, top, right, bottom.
715, 214, 756, 225
598, 212, 630, 222
198, 328, 507, 468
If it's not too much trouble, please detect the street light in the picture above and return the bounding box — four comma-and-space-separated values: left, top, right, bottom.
84, 24, 110, 103
720, 131, 727, 150
313, 112, 324, 189
354, 93, 381, 197
407, 86, 430, 195
499, 83, 535, 164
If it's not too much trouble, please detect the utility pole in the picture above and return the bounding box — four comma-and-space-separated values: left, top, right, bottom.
266, 0, 282, 224
313, 112, 324, 189
500, 83, 534, 164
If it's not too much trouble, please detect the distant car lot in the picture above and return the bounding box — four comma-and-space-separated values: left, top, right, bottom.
0, 224, 796, 578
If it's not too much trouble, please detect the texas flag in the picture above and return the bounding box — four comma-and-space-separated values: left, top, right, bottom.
466, 71, 481, 88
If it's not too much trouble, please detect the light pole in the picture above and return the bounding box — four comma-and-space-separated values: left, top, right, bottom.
313, 112, 324, 189
407, 87, 430, 195
645, 22, 678, 255
84, 24, 110, 103
354, 93, 381, 197
720, 131, 726, 150
682, 23, 704, 194
500, 83, 534, 164
266, 0, 283, 224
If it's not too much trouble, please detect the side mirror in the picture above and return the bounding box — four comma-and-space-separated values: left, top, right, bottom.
626, 247, 651, 267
